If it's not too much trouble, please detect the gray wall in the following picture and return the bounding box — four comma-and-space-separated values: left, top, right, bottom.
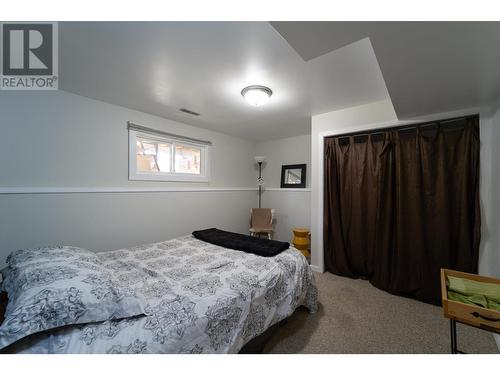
255, 134, 311, 242
0, 91, 257, 265
0, 191, 255, 259
260, 190, 310, 243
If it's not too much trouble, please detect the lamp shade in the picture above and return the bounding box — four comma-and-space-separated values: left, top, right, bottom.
241, 86, 272, 106
254, 156, 266, 164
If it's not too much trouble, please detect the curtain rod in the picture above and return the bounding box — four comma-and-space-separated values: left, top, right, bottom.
127, 122, 212, 146
325, 114, 479, 140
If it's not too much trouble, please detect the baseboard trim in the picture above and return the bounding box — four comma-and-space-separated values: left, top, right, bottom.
494, 333, 500, 352
310, 264, 324, 273
0, 187, 257, 194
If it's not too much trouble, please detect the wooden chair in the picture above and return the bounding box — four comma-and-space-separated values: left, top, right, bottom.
249, 208, 275, 240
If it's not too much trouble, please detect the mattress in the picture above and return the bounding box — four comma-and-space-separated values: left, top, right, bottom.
6, 234, 318, 354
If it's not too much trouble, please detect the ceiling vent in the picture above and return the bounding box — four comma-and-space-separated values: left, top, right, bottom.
179, 108, 200, 116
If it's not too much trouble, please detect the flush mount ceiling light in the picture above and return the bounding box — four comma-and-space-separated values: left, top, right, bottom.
241, 85, 273, 107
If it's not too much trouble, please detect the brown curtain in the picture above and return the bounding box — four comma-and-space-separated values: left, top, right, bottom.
324, 116, 480, 304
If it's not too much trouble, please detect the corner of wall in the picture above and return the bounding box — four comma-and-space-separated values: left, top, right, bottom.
310, 99, 398, 274
494, 333, 500, 352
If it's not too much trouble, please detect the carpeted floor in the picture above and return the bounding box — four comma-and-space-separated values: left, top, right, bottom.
264, 272, 499, 354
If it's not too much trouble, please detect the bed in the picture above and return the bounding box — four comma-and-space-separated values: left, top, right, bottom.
0, 233, 318, 354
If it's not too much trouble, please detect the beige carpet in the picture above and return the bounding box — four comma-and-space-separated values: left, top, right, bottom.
264, 272, 499, 354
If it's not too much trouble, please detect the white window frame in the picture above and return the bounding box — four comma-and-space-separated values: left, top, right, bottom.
129, 129, 210, 182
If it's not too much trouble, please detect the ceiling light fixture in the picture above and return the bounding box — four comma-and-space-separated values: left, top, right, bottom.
241, 85, 273, 107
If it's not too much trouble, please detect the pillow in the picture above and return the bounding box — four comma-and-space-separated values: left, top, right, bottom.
0, 246, 146, 350
6, 245, 92, 269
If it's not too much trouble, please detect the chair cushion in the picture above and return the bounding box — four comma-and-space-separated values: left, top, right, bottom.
250, 228, 274, 233
251, 208, 273, 230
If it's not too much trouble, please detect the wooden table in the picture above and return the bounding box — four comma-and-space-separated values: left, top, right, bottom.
441, 268, 500, 354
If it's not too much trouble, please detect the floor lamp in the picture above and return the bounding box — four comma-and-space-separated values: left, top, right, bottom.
254, 156, 266, 208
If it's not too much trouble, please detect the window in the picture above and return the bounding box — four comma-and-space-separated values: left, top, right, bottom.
129, 128, 210, 182
174, 144, 201, 174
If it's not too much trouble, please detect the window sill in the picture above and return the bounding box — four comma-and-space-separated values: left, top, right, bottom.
129, 173, 209, 183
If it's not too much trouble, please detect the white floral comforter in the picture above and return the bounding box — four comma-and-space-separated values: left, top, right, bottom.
9, 235, 317, 354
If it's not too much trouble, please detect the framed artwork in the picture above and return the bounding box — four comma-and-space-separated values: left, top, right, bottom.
280, 164, 306, 188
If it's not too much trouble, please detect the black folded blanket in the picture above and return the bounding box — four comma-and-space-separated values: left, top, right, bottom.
192, 228, 289, 257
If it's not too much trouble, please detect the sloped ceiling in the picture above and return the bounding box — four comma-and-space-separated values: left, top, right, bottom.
271, 22, 500, 119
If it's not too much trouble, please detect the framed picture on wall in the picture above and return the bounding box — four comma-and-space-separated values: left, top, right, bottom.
280, 164, 306, 188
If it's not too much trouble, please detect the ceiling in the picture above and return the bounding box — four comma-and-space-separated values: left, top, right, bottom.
59, 22, 500, 141
272, 22, 500, 119
59, 22, 390, 141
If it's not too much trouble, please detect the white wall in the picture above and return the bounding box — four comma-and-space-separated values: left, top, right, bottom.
255, 134, 311, 242
0, 91, 255, 188
310, 99, 499, 278
310, 99, 398, 272
0, 91, 257, 266
256, 134, 311, 189
483, 103, 500, 278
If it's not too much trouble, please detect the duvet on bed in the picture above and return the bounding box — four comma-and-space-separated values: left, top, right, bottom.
3, 234, 318, 354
